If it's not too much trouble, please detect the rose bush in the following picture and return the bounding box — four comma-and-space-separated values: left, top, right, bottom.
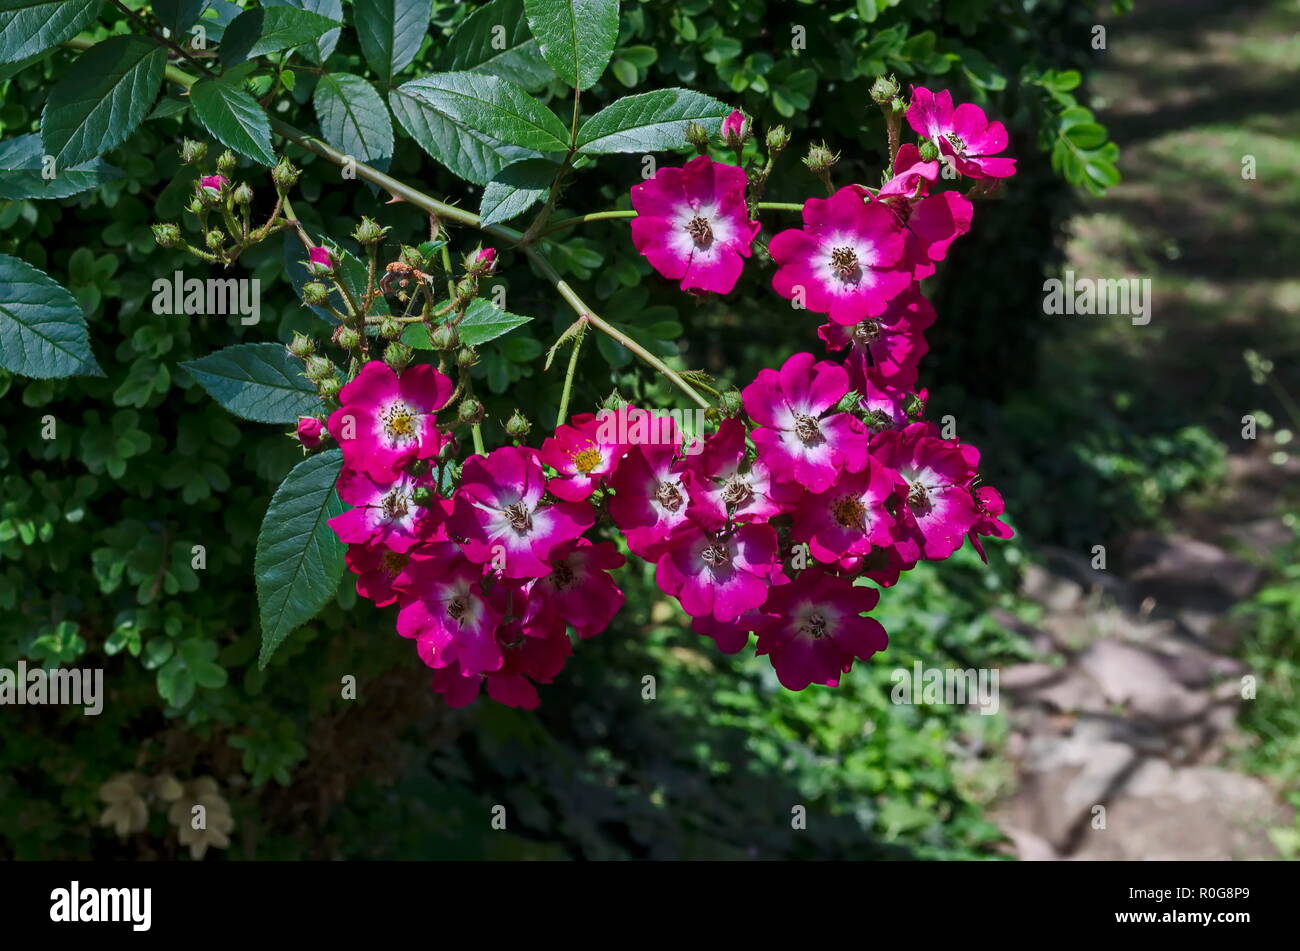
3, 0, 1173, 860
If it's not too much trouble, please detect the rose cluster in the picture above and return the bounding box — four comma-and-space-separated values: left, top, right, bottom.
318, 362, 626, 709
312, 85, 1017, 707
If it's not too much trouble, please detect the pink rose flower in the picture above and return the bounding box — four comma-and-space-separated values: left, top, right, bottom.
769, 185, 913, 325
755, 567, 887, 690
742, 351, 868, 493
905, 86, 1017, 180
630, 155, 760, 295
326, 361, 453, 483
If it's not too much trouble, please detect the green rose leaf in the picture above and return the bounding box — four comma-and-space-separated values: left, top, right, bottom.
389, 77, 545, 186
436, 0, 553, 91
395, 72, 569, 153
40, 35, 166, 167
218, 6, 342, 65
189, 76, 277, 165
181, 343, 321, 424
479, 157, 558, 226
402, 298, 533, 349
0, 133, 123, 200
353, 0, 431, 83
263, 0, 343, 63
153, 0, 206, 39
255, 449, 346, 668
577, 88, 728, 154
313, 72, 394, 170
0, 253, 103, 379
0, 0, 101, 65
523, 0, 618, 91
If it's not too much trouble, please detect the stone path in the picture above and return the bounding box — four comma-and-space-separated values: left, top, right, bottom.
987, 0, 1300, 860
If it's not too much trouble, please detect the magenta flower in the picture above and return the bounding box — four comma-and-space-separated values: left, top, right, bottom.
539, 410, 630, 501
607, 442, 692, 561
344, 544, 413, 607
755, 567, 887, 690
475, 247, 497, 273
742, 352, 868, 493
791, 459, 897, 563
396, 544, 504, 676
691, 609, 768, 655
629, 155, 760, 295
198, 174, 226, 196
328, 468, 440, 554
817, 311, 928, 390
862, 374, 926, 430
429, 663, 484, 708
655, 522, 778, 621
327, 361, 453, 483
680, 418, 787, 530
900, 191, 974, 280
768, 185, 912, 325
905, 87, 1017, 180
877, 144, 939, 200
295, 415, 325, 449
967, 485, 1014, 563
447, 447, 594, 579
307, 245, 334, 275
527, 538, 626, 639
870, 422, 980, 562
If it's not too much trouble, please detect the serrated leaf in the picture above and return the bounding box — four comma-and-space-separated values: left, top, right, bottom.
0, 133, 123, 199
353, 0, 431, 83
523, 0, 618, 91
403, 298, 532, 348
395, 72, 569, 152
389, 84, 540, 186
40, 35, 166, 167
0, 253, 102, 378
264, 0, 343, 62
436, 0, 553, 91
0, 0, 101, 65
577, 88, 728, 154
189, 77, 277, 165
181, 343, 321, 423
313, 72, 393, 169
256, 449, 346, 668
153, 0, 206, 39
219, 6, 342, 65
479, 157, 557, 226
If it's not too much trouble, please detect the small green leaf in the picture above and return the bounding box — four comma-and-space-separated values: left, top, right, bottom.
219, 6, 342, 65
313, 72, 393, 169
153, 0, 206, 38
263, 0, 343, 62
479, 158, 557, 226
40, 35, 166, 166
0, 133, 123, 199
436, 0, 553, 91
395, 72, 569, 152
190, 77, 277, 165
523, 0, 619, 91
577, 88, 728, 154
353, 0, 431, 83
256, 449, 346, 668
389, 81, 542, 186
181, 343, 321, 424
0, 0, 102, 65
403, 298, 532, 348
0, 253, 102, 379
